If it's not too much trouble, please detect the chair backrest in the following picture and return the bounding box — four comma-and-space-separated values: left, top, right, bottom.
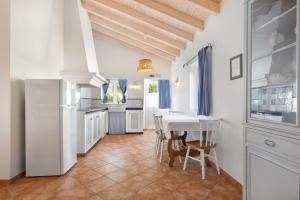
153, 114, 162, 131
199, 119, 221, 147
153, 114, 165, 138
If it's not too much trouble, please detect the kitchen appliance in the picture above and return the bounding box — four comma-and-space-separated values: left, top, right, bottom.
25, 79, 79, 176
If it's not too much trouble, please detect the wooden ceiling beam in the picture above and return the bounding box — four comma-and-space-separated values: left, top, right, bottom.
92, 24, 176, 61
134, 0, 204, 30
82, 0, 186, 50
188, 0, 220, 15
95, 31, 172, 64
90, 13, 180, 56
94, 0, 193, 42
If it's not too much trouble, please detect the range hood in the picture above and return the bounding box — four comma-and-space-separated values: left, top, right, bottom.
61, 0, 106, 88
61, 71, 106, 88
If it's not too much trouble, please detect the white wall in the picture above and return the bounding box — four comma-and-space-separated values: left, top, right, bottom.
9, 0, 64, 178
171, 0, 244, 183
2, 0, 98, 179
94, 36, 171, 99
12, 0, 64, 78
64, 0, 99, 74
0, 0, 11, 180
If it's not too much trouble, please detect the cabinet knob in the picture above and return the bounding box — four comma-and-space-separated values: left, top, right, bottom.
264, 139, 276, 147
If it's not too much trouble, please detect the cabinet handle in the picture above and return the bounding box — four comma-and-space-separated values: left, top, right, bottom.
264, 139, 276, 147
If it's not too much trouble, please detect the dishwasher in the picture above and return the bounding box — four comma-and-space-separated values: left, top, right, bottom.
108, 108, 126, 134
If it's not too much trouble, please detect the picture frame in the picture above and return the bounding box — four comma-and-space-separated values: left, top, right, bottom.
230, 54, 243, 80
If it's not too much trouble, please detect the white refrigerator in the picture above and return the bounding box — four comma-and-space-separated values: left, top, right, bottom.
25, 79, 79, 176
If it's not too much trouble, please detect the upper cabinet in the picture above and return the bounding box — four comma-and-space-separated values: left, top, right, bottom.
247, 0, 299, 127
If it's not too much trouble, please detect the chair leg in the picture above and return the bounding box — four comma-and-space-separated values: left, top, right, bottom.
183, 146, 190, 171
155, 136, 160, 156
200, 149, 205, 179
176, 140, 182, 163
159, 140, 164, 163
213, 148, 220, 175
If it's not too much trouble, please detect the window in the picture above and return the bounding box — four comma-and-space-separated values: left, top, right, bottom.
103, 80, 125, 104
148, 83, 158, 93
189, 61, 199, 113
147, 82, 159, 107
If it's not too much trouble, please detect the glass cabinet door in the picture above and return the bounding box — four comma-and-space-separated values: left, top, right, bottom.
249, 0, 298, 124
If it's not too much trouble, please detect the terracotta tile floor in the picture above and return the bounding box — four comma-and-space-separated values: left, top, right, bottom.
0, 130, 242, 200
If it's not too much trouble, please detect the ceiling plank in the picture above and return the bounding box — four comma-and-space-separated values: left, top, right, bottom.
94, 31, 172, 64
134, 0, 204, 30
82, 0, 186, 50
188, 0, 220, 15
94, 0, 193, 42
90, 13, 180, 56
92, 24, 176, 61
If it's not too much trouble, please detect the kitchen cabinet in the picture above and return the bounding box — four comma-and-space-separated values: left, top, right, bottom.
105, 111, 108, 134
245, 128, 300, 200
244, 0, 300, 199
77, 110, 106, 155
126, 110, 143, 133
98, 111, 106, 138
80, 87, 101, 99
84, 114, 94, 151
93, 112, 101, 140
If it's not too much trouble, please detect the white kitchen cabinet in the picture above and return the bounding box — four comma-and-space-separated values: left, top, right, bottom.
77, 110, 106, 155
93, 112, 101, 140
80, 87, 101, 99
99, 111, 106, 138
126, 110, 143, 133
84, 113, 94, 151
246, 146, 300, 200
245, 128, 300, 200
105, 111, 108, 134
244, 0, 300, 199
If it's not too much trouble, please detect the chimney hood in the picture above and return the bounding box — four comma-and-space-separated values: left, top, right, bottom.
61, 71, 106, 88
61, 0, 106, 88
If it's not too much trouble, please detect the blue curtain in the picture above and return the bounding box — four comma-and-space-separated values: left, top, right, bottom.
159, 80, 170, 109
102, 80, 110, 103
118, 79, 127, 103
198, 47, 212, 116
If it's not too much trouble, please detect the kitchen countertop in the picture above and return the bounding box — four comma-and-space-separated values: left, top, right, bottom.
126, 107, 143, 110
77, 107, 143, 114
77, 108, 108, 114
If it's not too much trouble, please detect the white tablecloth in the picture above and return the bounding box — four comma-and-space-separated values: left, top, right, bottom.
161, 114, 220, 140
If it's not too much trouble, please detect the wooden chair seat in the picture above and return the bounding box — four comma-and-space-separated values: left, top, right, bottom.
186, 140, 216, 152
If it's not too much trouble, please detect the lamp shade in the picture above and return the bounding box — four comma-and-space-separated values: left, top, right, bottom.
137, 59, 153, 73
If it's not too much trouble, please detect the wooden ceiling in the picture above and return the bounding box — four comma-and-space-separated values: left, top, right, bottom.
82, 0, 222, 62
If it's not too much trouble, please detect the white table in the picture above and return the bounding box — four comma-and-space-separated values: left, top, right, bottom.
162, 115, 220, 136
161, 114, 221, 167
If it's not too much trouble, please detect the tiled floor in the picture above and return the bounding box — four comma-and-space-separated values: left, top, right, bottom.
0, 130, 242, 200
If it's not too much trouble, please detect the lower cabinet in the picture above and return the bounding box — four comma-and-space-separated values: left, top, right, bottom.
84, 114, 94, 151
99, 111, 106, 138
93, 113, 101, 140
77, 111, 106, 154
126, 110, 143, 133
245, 128, 300, 200
105, 111, 108, 134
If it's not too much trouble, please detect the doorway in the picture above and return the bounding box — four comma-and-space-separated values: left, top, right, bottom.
143, 78, 168, 129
